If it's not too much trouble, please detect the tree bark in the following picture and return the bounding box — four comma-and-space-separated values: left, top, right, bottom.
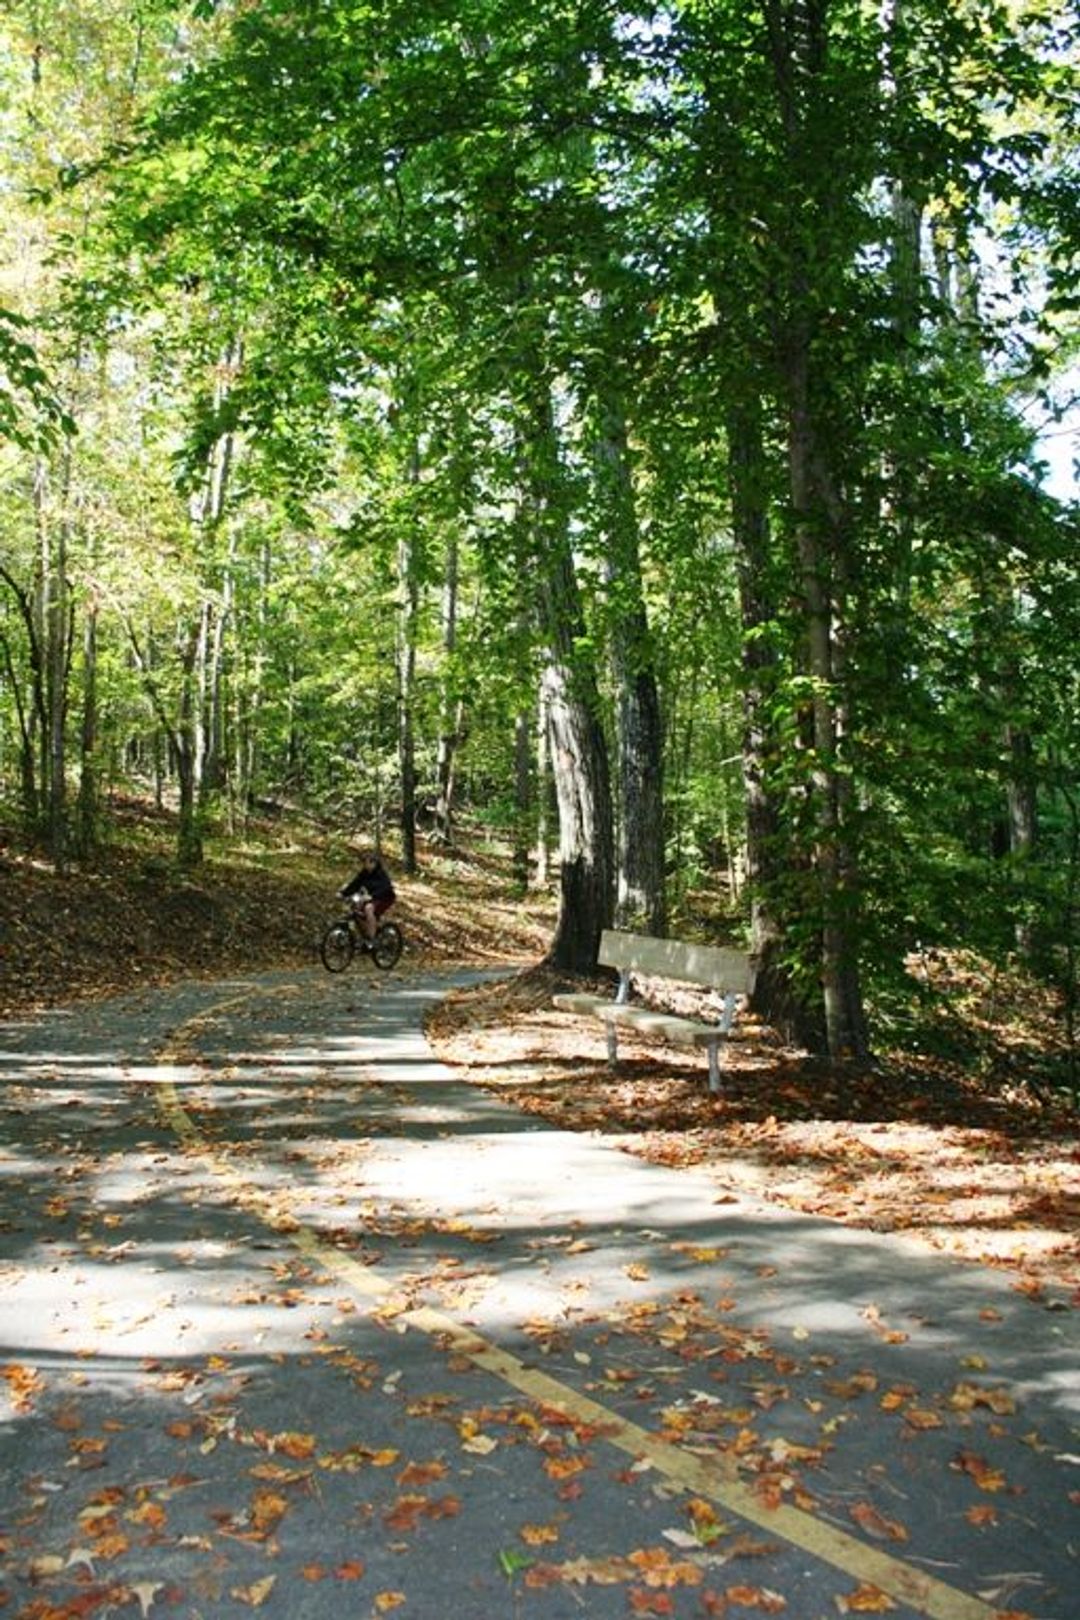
433, 529, 462, 846
520, 383, 614, 969
74, 591, 100, 859
0, 563, 43, 834
32, 453, 70, 865
534, 678, 552, 888
396, 472, 420, 875
727, 396, 826, 1048
761, 0, 870, 1059
541, 628, 615, 970
594, 383, 666, 935
512, 707, 532, 894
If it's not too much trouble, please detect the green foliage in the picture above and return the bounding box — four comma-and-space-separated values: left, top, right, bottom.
0, 310, 74, 448
0, 0, 1076, 1076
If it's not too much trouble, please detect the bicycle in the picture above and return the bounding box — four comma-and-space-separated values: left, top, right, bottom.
319, 905, 404, 973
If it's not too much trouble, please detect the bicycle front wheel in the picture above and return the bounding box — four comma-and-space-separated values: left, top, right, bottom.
320, 921, 355, 973
372, 921, 403, 970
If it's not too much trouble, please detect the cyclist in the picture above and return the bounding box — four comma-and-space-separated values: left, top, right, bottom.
338, 849, 396, 951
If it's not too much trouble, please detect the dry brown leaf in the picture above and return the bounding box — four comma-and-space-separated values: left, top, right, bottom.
257, 1428, 316, 1458
398, 1460, 447, 1486
965, 1504, 999, 1527
849, 1502, 909, 1543
902, 1408, 943, 1431
952, 1450, 1008, 1492
724, 1586, 787, 1612
948, 1383, 1016, 1416
628, 1547, 704, 1588
520, 1523, 560, 1546
250, 1489, 289, 1532
126, 1502, 167, 1531
527, 1555, 633, 1587
544, 1454, 589, 1479
2, 1362, 45, 1412
334, 1560, 366, 1580
628, 1593, 676, 1615
836, 1584, 897, 1613
825, 1373, 878, 1399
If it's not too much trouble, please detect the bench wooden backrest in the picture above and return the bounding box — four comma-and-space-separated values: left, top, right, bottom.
597, 930, 754, 995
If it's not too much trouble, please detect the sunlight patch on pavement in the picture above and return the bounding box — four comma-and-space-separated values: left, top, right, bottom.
147, 988, 1004, 1620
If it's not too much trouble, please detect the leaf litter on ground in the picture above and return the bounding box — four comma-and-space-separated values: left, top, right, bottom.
425, 967, 1080, 1301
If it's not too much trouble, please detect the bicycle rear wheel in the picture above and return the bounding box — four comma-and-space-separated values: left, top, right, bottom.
320, 921, 355, 973
371, 921, 403, 970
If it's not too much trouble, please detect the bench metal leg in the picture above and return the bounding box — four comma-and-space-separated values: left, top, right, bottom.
606, 1022, 618, 1068
707, 1039, 721, 1095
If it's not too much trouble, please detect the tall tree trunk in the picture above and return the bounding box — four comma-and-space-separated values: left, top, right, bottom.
201, 540, 234, 804
192, 597, 212, 811
1005, 726, 1037, 859
32, 453, 69, 863
882, 0, 923, 628
178, 343, 239, 860
120, 616, 202, 867
765, 0, 869, 1059
1006, 722, 1038, 957
512, 707, 532, 894
534, 678, 552, 889
1061, 783, 1079, 1094
397, 499, 419, 876
594, 383, 666, 935
727, 396, 824, 1048
236, 533, 272, 824
0, 565, 43, 834
541, 625, 615, 970
74, 591, 100, 859
788, 333, 867, 1058
46, 444, 74, 869
521, 386, 614, 970
175, 619, 203, 869
433, 530, 462, 846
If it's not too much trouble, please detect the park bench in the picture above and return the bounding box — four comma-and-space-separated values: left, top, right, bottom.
552, 929, 755, 1095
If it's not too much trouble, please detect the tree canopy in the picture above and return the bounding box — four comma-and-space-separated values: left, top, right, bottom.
1, 0, 1078, 1072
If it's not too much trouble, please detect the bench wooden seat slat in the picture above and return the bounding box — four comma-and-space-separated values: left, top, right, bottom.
551, 991, 613, 1017
552, 929, 753, 1094
597, 932, 754, 994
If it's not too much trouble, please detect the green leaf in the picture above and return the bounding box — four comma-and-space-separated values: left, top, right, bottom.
498, 1548, 533, 1579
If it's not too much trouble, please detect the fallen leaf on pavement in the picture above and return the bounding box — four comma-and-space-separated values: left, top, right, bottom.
722, 1586, 787, 1612
2, 1362, 45, 1412
836, 1584, 896, 1613
520, 1523, 560, 1546
952, 1450, 1009, 1492
849, 1502, 909, 1543
231, 1575, 276, 1606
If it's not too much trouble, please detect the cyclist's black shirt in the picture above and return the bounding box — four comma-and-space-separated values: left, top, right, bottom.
341, 860, 395, 904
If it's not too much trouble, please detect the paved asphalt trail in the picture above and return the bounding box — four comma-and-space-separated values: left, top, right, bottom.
0, 965, 1077, 1620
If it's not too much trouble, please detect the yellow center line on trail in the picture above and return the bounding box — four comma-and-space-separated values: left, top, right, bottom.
153, 996, 1000, 1620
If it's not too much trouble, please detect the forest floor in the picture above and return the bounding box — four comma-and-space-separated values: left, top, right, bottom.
2, 802, 1077, 1304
